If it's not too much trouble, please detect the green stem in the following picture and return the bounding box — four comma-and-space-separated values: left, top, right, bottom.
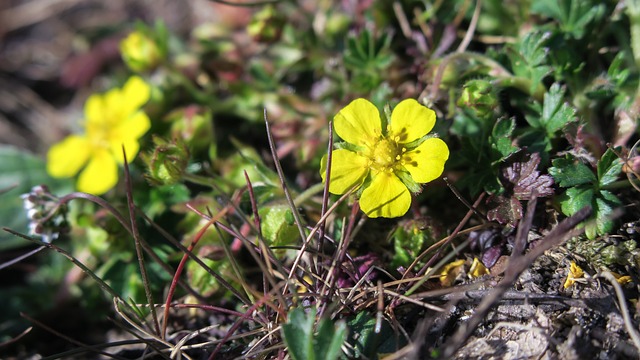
293, 182, 325, 206
626, 0, 640, 69
183, 172, 215, 187
600, 177, 640, 191
427, 51, 545, 103
492, 76, 546, 102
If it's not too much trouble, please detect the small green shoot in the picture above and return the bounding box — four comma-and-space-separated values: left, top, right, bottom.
281, 307, 347, 360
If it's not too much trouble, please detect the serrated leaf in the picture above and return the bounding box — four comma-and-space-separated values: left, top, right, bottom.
531, 0, 605, 39
491, 118, 519, 157
487, 195, 523, 226
520, 31, 552, 67
549, 156, 596, 187
503, 153, 555, 199
541, 83, 576, 135
558, 186, 594, 216
596, 148, 623, 186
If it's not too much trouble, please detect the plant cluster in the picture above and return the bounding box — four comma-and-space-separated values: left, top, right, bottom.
1, 0, 640, 358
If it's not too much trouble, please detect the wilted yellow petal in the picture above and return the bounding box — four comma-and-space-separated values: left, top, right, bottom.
47, 135, 91, 178
563, 261, 584, 289
320, 149, 369, 194
439, 259, 466, 286
469, 257, 490, 278
334, 98, 381, 147
77, 149, 118, 195
360, 171, 411, 218
402, 138, 449, 183
611, 272, 632, 285
389, 99, 436, 144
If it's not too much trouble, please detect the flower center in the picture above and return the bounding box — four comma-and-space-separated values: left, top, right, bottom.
368, 138, 402, 171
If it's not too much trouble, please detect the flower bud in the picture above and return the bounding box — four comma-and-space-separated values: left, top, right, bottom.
143, 136, 190, 186
457, 79, 498, 117
247, 5, 285, 43
120, 30, 162, 72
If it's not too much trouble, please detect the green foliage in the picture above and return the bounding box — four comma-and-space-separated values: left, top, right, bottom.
5, 0, 640, 357
259, 205, 299, 249
345, 311, 402, 359
531, 0, 606, 39
520, 83, 577, 159
281, 307, 347, 360
390, 218, 436, 268
505, 31, 552, 95
549, 148, 623, 239
344, 29, 394, 93
453, 114, 520, 195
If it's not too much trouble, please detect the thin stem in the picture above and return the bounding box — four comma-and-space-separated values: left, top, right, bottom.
123, 149, 160, 338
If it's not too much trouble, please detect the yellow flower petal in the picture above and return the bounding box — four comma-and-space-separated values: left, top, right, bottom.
84, 92, 107, 125
402, 138, 449, 183
334, 99, 381, 147
77, 149, 118, 195
109, 111, 151, 162
110, 136, 141, 165
47, 135, 91, 178
389, 99, 435, 144
360, 171, 411, 218
320, 149, 369, 194
121, 76, 151, 109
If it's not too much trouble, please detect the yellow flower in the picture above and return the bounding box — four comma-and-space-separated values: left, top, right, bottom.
563, 261, 584, 289
47, 76, 151, 195
120, 31, 161, 72
320, 98, 449, 218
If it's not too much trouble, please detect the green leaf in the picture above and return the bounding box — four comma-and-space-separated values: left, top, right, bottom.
506, 31, 552, 93
596, 148, 623, 186
591, 190, 622, 239
519, 31, 552, 67
282, 307, 346, 360
558, 186, 594, 216
282, 307, 315, 360
531, 0, 605, 39
541, 83, 576, 135
316, 317, 347, 360
491, 118, 519, 158
549, 156, 596, 187
259, 205, 300, 251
